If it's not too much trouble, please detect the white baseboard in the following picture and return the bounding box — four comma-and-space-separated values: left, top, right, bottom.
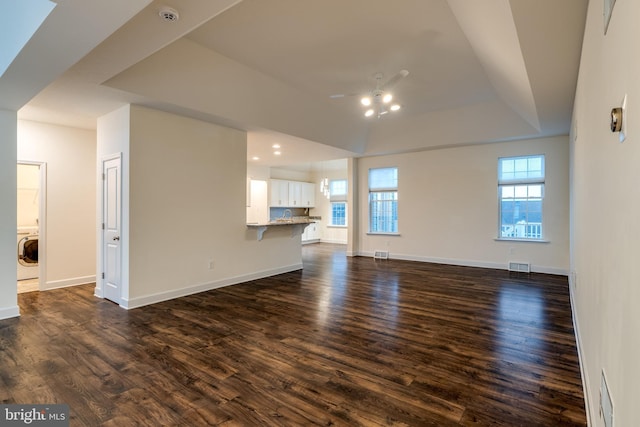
122, 263, 304, 310
320, 239, 347, 245
356, 251, 568, 276
43, 275, 96, 291
569, 275, 593, 426
0, 306, 20, 320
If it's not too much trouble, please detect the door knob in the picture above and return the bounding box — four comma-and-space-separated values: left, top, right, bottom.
113, 236, 120, 241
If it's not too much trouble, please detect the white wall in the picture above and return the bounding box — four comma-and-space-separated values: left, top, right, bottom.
17, 120, 97, 289
114, 105, 303, 307
0, 110, 18, 319
570, 0, 640, 425
356, 136, 570, 274
96, 104, 131, 300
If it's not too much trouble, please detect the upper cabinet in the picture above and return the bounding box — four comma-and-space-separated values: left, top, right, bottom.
301, 182, 315, 208
270, 179, 315, 208
270, 179, 289, 207
288, 181, 302, 207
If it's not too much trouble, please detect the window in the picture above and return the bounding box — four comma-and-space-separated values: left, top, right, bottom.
498, 155, 544, 239
369, 167, 398, 233
329, 179, 347, 226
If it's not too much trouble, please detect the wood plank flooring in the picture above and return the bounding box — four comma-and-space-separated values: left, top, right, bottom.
0, 243, 586, 426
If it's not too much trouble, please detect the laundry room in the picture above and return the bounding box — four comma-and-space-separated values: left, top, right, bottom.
17, 163, 40, 292
17, 120, 97, 293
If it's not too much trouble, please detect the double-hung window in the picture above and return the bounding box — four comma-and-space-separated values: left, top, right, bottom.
369, 167, 398, 233
498, 155, 544, 240
329, 179, 347, 226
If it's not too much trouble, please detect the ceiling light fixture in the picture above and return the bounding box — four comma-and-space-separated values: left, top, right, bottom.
274, 151, 281, 156
329, 69, 408, 119
272, 144, 280, 148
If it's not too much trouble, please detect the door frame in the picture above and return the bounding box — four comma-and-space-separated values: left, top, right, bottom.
96, 153, 123, 303
17, 160, 47, 290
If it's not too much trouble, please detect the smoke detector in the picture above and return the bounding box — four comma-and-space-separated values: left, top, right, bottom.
159, 7, 179, 22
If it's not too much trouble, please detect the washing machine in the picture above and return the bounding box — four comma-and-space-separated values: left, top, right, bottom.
17, 227, 39, 281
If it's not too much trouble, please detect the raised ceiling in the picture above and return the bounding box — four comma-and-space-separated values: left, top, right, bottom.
8, 0, 588, 167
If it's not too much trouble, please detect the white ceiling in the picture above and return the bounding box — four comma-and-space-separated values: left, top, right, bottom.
6, 0, 588, 169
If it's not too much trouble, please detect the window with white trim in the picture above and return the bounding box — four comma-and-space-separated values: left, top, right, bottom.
498, 155, 544, 240
369, 167, 398, 233
329, 179, 347, 226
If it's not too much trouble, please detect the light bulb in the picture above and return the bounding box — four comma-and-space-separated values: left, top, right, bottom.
361, 97, 371, 106
383, 93, 393, 103
364, 109, 375, 117
390, 104, 401, 111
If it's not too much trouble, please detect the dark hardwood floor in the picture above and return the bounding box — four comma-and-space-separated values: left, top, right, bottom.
0, 243, 586, 426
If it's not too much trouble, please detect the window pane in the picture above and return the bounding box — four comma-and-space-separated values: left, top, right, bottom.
514, 185, 528, 198
501, 186, 514, 198
499, 155, 544, 183
369, 167, 398, 190
528, 184, 542, 198
331, 202, 346, 226
369, 191, 398, 233
499, 182, 543, 239
330, 180, 347, 196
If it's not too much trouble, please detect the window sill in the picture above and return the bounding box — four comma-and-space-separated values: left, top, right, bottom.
367, 232, 401, 236
327, 225, 347, 229
494, 237, 550, 243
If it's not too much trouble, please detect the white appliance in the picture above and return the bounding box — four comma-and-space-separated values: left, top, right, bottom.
17, 227, 38, 281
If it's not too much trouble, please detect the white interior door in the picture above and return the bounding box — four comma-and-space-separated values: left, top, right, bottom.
102, 155, 122, 304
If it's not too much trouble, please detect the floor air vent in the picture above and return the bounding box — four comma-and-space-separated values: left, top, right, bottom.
508, 261, 531, 273
373, 250, 389, 260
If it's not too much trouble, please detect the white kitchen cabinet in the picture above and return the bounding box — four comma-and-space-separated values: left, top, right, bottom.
301, 182, 315, 207
302, 221, 320, 244
247, 179, 268, 224
288, 181, 302, 207
270, 179, 314, 208
270, 179, 289, 207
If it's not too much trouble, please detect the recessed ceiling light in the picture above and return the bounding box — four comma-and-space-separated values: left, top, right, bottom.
251, 156, 260, 161
272, 144, 280, 149
274, 151, 281, 156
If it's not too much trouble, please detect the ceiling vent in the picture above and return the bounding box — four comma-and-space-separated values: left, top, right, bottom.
159, 7, 179, 22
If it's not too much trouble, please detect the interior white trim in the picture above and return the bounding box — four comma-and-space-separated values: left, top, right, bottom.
320, 239, 348, 245
42, 275, 96, 291
356, 251, 569, 276
569, 275, 593, 426
121, 263, 304, 310
17, 160, 47, 291
0, 306, 20, 320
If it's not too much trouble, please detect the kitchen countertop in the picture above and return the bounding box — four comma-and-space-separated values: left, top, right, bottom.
246, 218, 315, 240
246, 218, 317, 227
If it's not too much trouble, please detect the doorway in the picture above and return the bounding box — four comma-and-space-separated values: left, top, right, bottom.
17, 161, 47, 293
